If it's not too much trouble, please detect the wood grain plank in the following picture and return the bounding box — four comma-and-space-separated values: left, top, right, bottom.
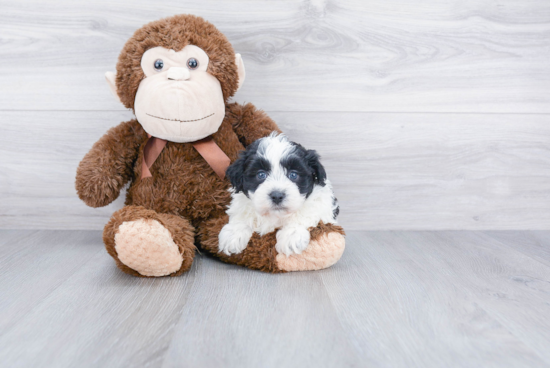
1, 0, 549, 112
0, 231, 200, 368
320, 231, 548, 367
481, 231, 550, 268
369, 230, 550, 363
161, 257, 359, 368
278, 111, 550, 230
1, 110, 549, 230
0, 229, 38, 246
0, 110, 132, 230
2, 230, 550, 367
0, 230, 103, 336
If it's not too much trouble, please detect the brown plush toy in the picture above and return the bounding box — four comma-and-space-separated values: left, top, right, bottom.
75, 14, 345, 277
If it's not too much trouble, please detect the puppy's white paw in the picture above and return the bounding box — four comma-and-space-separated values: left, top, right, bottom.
218, 223, 253, 255
276, 226, 311, 256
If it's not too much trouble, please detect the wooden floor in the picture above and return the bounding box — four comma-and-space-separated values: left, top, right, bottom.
0, 230, 549, 367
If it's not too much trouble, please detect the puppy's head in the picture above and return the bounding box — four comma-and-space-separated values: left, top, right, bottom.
226, 133, 327, 217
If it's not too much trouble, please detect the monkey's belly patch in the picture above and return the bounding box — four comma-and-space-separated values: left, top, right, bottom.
114, 219, 183, 277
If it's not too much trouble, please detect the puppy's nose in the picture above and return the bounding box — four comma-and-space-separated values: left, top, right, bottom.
269, 191, 286, 205
167, 67, 190, 81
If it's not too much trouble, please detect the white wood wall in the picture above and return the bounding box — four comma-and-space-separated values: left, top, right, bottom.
1, 0, 549, 230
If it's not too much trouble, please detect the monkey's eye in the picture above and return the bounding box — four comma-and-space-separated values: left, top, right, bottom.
288, 171, 299, 181
187, 58, 199, 70
257, 171, 267, 180
154, 59, 164, 71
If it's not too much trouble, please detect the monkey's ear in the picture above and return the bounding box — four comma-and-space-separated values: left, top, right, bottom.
105, 71, 122, 104
235, 54, 246, 92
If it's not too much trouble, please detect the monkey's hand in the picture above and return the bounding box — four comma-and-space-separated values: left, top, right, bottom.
75, 120, 145, 208
227, 102, 282, 147
76, 153, 126, 208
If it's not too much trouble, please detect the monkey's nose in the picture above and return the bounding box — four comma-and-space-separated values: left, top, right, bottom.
167, 67, 190, 81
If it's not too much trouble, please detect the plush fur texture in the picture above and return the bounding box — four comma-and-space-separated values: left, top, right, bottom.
200, 219, 345, 272
77, 103, 278, 220
76, 14, 346, 277
219, 134, 340, 256
103, 205, 196, 277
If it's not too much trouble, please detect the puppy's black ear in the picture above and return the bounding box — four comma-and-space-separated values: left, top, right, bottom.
226, 155, 246, 193
226, 140, 261, 192
305, 149, 327, 186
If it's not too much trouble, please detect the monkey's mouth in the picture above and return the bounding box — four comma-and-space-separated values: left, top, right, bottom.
146, 112, 215, 123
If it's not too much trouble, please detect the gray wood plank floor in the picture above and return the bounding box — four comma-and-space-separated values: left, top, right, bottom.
1, 230, 549, 368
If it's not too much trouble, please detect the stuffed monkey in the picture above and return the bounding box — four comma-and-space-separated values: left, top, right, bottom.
75, 14, 345, 277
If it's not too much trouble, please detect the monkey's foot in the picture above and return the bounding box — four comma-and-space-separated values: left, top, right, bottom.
276, 231, 345, 272
199, 216, 345, 273
104, 206, 196, 277
114, 219, 183, 277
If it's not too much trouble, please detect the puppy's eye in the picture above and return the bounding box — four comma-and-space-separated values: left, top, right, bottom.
288, 171, 299, 181
187, 58, 199, 70
154, 59, 164, 71
257, 171, 267, 180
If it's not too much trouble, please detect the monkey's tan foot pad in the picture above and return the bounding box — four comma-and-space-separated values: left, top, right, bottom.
114, 219, 183, 277
276, 232, 345, 271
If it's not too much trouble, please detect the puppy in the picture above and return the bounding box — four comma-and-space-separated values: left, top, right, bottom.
219, 133, 339, 256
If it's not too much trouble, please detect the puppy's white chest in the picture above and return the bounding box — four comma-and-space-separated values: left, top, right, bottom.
253, 214, 290, 236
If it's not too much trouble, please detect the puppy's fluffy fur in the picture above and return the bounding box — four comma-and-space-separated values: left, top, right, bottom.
219, 133, 339, 256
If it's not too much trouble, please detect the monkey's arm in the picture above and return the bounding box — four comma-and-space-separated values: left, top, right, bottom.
227, 102, 281, 147
76, 119, 146, 208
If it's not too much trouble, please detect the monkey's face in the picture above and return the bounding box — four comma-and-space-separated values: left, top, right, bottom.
106, 15, 246, 141
131, 45, 225, 143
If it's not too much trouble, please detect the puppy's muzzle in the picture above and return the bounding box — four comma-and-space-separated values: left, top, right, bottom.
269, 190, 286, 205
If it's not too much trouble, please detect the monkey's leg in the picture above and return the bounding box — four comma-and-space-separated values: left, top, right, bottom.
197, 215, 345, 272
103, 206, 196, 277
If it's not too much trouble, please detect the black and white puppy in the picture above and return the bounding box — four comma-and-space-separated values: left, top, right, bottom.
219, 133, 339, 256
